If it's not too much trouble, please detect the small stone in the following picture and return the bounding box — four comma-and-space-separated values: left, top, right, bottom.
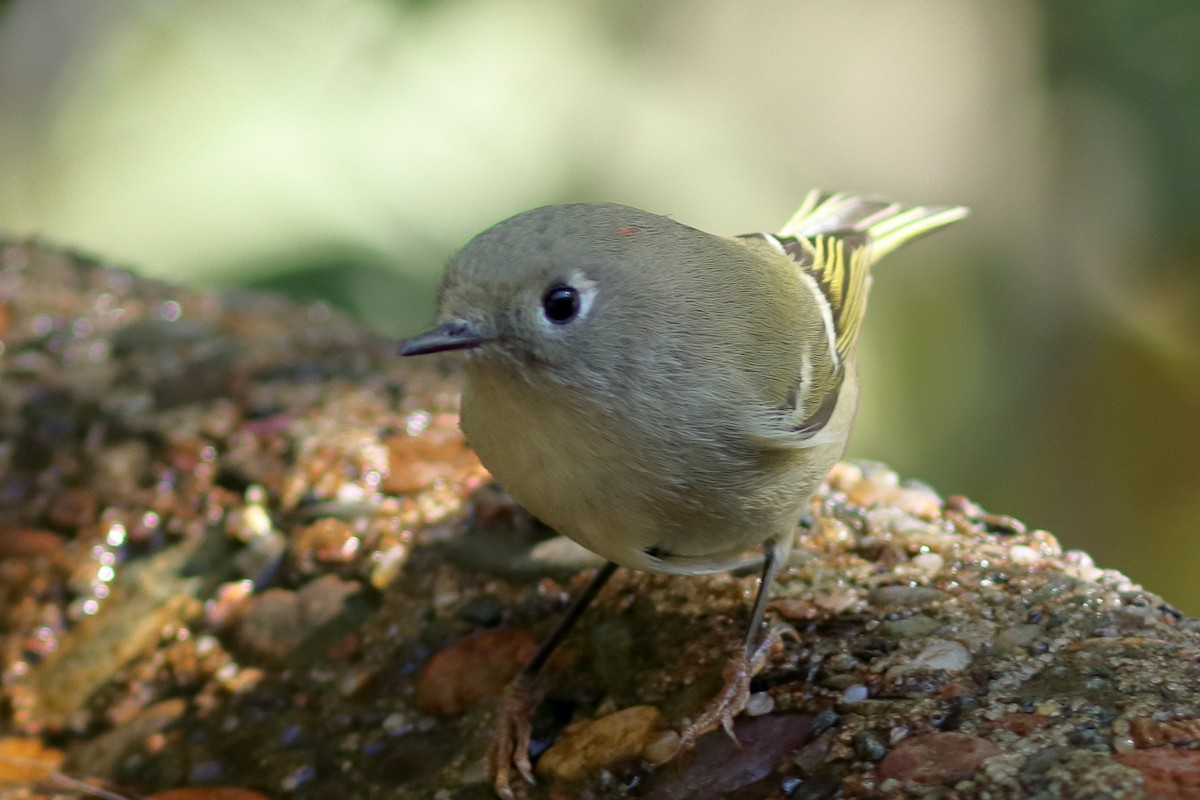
869, 585, 945, 608
0, 528, 64, 558
878, 732, 1000, 785
910, 552, 944, 576
235, 590, 305, 661
414, 628, 536, 715
639, 715, 814, 799
994, 624, 1041, 651
893, 484, 942, 519
0, 737, 63, 784
234, 576, 358, 661
824, 461, 863, 493
290, 518, 360, 574
1008, 545, 1040, 564
642, 729, 681, 765
845, 463, 900, 507
842, 684, 869, 703
853, 730, 888, 762
150, 789, 271, 800
812, 587, 862, 615
382, 428, 481, 495
536, 705, 662, 783
883, 614, 941, 639
1127, 717, 1200, 748
793, 734, 832, 773
992, 712, 1052, 736
1116, 748, 1200, 797
370, 544, 408, 590
908, 639, 972, 672
745, 691, 775, 716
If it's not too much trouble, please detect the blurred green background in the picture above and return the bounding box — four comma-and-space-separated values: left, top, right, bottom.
1, 1, 1197, 611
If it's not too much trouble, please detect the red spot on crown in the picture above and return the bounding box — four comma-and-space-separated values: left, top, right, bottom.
616, 226, 637, 237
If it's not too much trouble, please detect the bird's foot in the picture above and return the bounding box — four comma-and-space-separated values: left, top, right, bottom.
678, 623, 798, 751
489, 675, 543, 800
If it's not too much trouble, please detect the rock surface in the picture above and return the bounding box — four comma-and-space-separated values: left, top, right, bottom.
1, 239, 1199, 799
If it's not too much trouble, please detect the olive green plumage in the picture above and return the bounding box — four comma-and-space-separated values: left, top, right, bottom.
403, 191, 968, 574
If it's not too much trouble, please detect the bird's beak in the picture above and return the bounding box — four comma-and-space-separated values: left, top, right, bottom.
399, 320, 485, 356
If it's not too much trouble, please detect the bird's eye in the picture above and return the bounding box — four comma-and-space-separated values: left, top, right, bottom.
541, 285, 580, 324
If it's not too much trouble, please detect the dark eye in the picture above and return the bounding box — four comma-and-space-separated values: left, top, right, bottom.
541, 285, 580, 324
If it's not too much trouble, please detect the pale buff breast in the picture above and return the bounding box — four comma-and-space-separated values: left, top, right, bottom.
459, 361, 859, 575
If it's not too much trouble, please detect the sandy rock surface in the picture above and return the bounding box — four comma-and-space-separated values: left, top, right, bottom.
1, 240, 1199, 799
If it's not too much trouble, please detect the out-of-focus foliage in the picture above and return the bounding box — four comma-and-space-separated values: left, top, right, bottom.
0, 0, 1196, 610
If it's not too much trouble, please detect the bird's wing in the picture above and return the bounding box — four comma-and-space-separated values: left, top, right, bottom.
739, 190, 969, 438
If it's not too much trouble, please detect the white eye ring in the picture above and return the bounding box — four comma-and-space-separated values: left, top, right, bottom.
537, 272, 596, 331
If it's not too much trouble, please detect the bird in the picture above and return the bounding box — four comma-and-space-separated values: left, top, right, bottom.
400, 190, 969, 797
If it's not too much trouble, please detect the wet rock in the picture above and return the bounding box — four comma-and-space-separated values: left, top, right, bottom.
67, 698, 187, 777
895, 638, 971, 674
877, 732, 1001, 785
235, 575, 361, 662
0, 527, 64, 559
1116, 748, 1200, 797
0, 736, 63, 784
537, 705, 662, 783
26, 545, 201, 725
638, 714, 814, 799
3, 241, 1200, 799
150, 788, 271, 800
414, 627, 537, 715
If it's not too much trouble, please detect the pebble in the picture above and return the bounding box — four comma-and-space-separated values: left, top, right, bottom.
1127, 716, 1200, 748
886, 639, 971, 683
882, 614, 941, 639
235, 575, 360, 661
150, 789, 271, 800
414, 627, 536, 715
852, 729, 888, 762
1115, 748, 1200, 797
369, 543, 408, 590
1008, 544, 1041, 564
745, 691, 775, 716
381, 429, 481, 495
0, 527, 65, 558
639, 715, 814, 800
793, 734, 832, 773
0, 737, 63, 784
893, 484, 943, 519
841, 684, 870, 703
994, 624, 1041, 651
911, 639, 972, 671
642, 729, 681, 765
536, 705, 662, 782
877, 732, 1000, 785
910, 552, 944, 576
869, 585, 946, 608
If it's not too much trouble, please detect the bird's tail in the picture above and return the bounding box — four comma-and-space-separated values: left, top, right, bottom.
779, 189, 970, 264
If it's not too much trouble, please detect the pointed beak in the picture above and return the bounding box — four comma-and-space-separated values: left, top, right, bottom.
399, 320, 485, 356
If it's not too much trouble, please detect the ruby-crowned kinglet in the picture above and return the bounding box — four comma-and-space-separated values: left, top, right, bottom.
401, 191, 967, 796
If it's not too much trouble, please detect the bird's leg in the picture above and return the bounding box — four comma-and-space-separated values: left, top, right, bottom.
491, 561, 619, 800
678, 538, 794, 751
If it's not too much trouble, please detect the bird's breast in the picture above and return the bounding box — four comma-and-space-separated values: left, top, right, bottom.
457, 366, 826, 574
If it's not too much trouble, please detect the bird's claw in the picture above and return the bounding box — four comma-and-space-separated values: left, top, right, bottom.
489, 676, 542, 799
678, 623, 797, 751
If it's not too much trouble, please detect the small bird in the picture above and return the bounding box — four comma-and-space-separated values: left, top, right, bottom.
401, 190, 968, 797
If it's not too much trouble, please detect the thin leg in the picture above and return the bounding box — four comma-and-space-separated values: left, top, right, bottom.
679, 538, 791, 750
523, 561, 618, 677
491, 561, 619, 799
743, 538, 786, 650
